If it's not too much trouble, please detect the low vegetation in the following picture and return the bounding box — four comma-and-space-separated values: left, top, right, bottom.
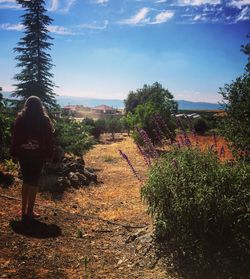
142, 147, 249, 242
54, 117, 95, 159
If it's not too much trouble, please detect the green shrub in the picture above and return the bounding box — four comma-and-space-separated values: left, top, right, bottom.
194, 118, 208, 135
130, 102, 176, 145
219, 74, 250, 159
105, 117, 122, 140
54, 117, 95, 159
3, 159, 17, 173
82, 118, 105, 140
142, 148, 249, 243
0, 110, 15, 160
120, 113, 134, 135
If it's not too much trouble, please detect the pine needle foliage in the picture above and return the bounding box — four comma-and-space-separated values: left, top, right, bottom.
12, 0, 56, 109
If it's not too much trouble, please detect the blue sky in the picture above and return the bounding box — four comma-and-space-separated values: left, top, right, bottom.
0, 0, 249, 102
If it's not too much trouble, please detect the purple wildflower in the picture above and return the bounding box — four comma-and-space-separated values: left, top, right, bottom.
220, 146, 225, 157
119, 150, 141, 182
152, 116, 165, 140
137, 143, 151, 166
153, 129, 164, 146
136, 127, 158, 158
155, 115, 173, 139
185, 138, 192, 147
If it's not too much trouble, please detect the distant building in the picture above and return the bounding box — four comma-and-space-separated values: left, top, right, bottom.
92, 105, 118, 114
62, 104, 123, 120
62, 105, 77, 117
175, 113, 201, 119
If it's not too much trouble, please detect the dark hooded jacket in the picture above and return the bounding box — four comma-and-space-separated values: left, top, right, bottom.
10, 114, 54, 161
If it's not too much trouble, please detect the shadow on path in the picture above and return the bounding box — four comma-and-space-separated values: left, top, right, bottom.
10, 218, 62, 238
157, 236, 250, 279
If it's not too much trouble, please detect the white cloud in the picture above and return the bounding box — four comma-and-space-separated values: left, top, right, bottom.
151, 10, 174, 24
235, 6, 250, 21
155, 0, 167, 3
48, 25, 74, 35
229, 0, 250, 9
48, 0, 76, 13
118, 7, 150, 25
48, 0, 59, 12
61, 0, 76, 13
95, 0, 109, 3
77, 20, 109, 30
0, 23, 24, 31
178, 0, 221, 5
0, 22, 74, 35
0, 0, 21, 9
193, 14, 202, 20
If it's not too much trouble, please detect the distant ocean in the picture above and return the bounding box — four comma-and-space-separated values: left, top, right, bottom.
2, 92, 222, 110
57, 95, 125, 109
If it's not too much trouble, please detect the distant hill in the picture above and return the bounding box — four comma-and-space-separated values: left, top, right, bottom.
177, 100, 221, 110
2, 92, 222, 110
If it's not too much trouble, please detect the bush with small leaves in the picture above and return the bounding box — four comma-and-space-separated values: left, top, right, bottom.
54, 117, 95, 159
142, 147, 249, 243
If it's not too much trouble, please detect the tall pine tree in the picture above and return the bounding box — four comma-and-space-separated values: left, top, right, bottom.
13, 0, 56, 109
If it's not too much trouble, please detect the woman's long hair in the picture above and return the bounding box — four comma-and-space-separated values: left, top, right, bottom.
20, 96, 48, 119
19, 96, 49, 137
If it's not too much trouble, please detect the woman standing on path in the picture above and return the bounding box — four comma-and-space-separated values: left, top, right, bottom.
11, 96, 54, 219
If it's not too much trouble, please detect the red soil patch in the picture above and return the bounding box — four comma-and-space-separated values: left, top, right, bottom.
176, 133, 233, 161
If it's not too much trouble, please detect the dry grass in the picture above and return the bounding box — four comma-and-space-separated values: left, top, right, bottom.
71, 133, 151, 224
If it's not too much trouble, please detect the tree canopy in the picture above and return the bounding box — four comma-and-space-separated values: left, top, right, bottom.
219, 33, 250, 158
124, 82, 178, 114
13, 0, 56, 109
123, 83, 177, 144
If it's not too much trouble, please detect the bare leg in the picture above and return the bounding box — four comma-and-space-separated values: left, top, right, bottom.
27, 186, 39, 216
21, 183, 29, 215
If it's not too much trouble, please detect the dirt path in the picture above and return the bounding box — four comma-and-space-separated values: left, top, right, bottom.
0, 134, 177, 279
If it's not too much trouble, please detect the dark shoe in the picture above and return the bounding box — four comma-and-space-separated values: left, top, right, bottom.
27, 211, 40, 218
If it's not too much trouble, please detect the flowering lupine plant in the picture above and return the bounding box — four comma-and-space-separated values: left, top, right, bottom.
220, 146, 225, 157
152, 116, 165, 139
137, 143, 151, 166
185, 137, 192, 147
135, 127, 158, 158
119, 150, 141, 182
153, 129, 164, 146
154, 115, 173, 140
